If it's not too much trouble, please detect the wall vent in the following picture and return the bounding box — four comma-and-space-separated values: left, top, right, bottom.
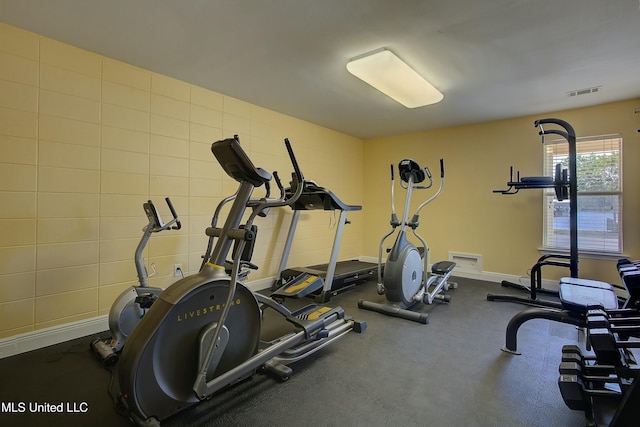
567, 86, 601, 97
448, 252, 482, 272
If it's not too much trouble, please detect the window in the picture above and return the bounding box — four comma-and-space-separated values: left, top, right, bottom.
543, 135, 622, 255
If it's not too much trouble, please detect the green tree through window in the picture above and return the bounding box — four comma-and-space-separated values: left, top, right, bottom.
543, 135, 622, 254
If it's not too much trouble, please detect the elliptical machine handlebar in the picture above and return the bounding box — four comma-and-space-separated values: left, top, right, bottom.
388, 164, 399, 223
415, 158, 445, 217
246, 138, 305, 216
273, 171, 285, 200
284, 137, 304, 183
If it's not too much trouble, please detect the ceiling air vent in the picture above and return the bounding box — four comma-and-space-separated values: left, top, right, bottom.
567, 86, 602, 97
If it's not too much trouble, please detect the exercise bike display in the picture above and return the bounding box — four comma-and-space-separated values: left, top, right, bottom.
358, 158, 456, 324
91, 197, 181, 366
116, 136, 365, 426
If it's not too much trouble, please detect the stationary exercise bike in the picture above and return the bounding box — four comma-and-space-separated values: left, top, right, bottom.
91, 198, 181, 366
117, 136, 365, 426
358, 158, 456, 324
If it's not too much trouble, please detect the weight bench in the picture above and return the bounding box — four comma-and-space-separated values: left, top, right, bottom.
502, 277, 619, 354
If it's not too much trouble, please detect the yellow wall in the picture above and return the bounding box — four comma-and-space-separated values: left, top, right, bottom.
0, 24, 364, 338
363, 98, 640, 285
1, 22, 639, 341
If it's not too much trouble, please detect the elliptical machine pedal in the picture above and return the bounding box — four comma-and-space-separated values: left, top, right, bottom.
271, 273, 325, 300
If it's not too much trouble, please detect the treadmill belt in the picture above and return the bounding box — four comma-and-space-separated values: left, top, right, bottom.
282, 260, 376, 291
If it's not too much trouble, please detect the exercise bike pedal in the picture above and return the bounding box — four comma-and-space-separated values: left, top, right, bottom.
135, 293, 158, 309
271, 273, 324, 299
90, 338, 119, 367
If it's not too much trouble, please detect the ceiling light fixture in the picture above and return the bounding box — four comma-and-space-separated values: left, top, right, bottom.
346, 48, 443, 108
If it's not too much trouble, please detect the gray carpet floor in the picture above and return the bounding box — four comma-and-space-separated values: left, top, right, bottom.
0, 277, 588, 426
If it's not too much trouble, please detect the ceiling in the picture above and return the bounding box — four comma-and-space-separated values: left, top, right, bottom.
1, 0, 639, 139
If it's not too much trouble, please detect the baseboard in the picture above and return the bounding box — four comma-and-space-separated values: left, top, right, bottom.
0, 276, 278, 360
0, 315, 108, 360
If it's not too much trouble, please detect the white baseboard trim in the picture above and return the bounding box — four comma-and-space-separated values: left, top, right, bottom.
0, 315, 108, 360
0, 260, 557, 359
0, 276, 276, 360
358, 255, 558, 289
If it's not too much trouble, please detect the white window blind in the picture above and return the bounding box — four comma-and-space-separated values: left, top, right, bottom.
543, 135, 622, 254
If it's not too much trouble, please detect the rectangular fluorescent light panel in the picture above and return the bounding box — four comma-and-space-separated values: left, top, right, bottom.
347, 49, 443, 108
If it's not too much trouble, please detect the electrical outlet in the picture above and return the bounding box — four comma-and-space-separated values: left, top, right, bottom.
173, 264, 183, 277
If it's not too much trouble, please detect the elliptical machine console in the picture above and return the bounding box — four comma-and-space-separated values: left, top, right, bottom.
358, 157, 457, 324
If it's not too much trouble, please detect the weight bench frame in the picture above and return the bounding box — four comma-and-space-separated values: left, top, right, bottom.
502, 278, 619, 354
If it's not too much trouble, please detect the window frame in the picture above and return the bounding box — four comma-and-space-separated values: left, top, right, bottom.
541, 134, 623, 258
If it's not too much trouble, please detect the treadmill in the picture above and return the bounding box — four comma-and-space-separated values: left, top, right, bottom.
272, 179, 376, 303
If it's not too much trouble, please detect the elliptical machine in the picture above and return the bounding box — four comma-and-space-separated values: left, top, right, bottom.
91, 198, 181, 366
116, 136, 365, 426
358, 158, 456, 324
